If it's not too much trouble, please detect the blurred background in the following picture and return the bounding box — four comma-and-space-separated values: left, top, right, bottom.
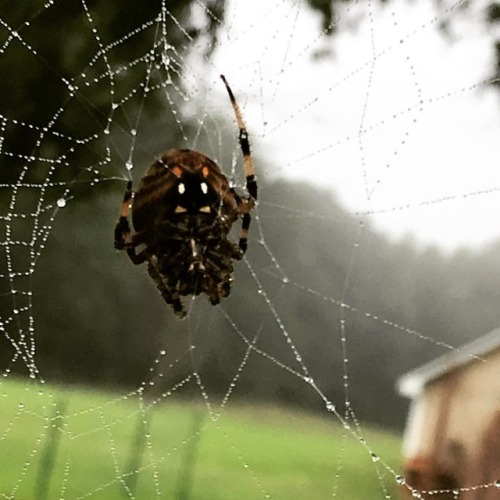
0, 0, 500, 498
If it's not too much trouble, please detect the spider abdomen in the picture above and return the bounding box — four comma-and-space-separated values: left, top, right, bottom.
131, 149, 234, 233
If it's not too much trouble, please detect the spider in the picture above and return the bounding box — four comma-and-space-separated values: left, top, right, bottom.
114, 75, 257, 318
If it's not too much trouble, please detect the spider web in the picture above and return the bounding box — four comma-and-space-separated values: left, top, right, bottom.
1, 0, 500, 498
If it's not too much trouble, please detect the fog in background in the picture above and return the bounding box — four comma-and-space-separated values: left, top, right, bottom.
211, 0, 500, 251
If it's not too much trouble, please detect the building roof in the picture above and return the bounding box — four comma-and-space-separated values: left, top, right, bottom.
397, 327, 500, 398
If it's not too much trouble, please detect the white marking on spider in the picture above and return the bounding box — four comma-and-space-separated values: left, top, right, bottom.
200, 182, 208, 194
190, 238, 198, 256
178, 182, 185, 194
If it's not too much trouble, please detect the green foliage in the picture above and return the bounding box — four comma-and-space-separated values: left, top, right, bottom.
0, 378, 402, 499
122, 410, 151, 497
35, 399, 67, 500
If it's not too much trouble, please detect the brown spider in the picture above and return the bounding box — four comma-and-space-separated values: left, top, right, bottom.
114, 75, 257, 318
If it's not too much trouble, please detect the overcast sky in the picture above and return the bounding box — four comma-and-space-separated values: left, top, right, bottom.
208, 0, 500, 252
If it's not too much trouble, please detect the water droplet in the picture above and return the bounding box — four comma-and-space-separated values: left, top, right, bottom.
18, 402, 24, 409
371, 453, 379, 462
495, 480, 500, 489
130, 128, 137, 136
396, 475, 405, 485
104, 128, 110, 135
57, 198, 66, 208
125, 162, 133, 170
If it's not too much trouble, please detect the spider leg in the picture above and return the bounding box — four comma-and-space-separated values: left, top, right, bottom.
114, 181, 134, 250
220, 75, 258, 202
114, 181, 150, 265
147, 261, 187, 319
126, 246, 149, 265
221, 75, 258, 254
239, 212, 251, 253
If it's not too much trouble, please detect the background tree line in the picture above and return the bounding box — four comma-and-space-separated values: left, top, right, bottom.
23, 178, 500, 430
1, 0, 500, 431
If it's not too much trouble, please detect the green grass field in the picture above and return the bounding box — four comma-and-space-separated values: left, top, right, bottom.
0, 378, 402, 499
